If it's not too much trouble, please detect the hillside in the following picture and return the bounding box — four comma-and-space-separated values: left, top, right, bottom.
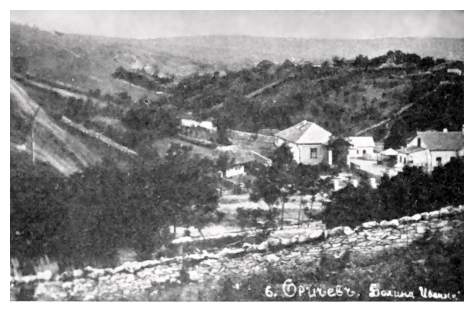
10, 22, 464, 156
11, 78, 137, 176
11, 23, 463, 102
10, 79, 102, 175
10, 23, 217, 101
165, 51, 463, 146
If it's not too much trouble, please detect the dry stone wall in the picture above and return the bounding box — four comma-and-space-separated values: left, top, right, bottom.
11, 205, 464, 301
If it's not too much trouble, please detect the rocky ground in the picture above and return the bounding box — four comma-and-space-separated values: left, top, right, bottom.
11, 205, 463, 301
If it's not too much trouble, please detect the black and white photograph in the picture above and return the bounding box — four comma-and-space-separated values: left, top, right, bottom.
9, 8, 465, 301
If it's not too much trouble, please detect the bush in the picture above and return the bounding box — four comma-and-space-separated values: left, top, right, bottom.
10, 156, 69, 272
235, 207, 277, 231
321, 159, 463, 228
122, 104, 179, 136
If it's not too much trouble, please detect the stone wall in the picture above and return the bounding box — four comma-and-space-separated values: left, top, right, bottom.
11, 205, 464, 301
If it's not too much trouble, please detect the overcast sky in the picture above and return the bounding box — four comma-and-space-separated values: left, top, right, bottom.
11, 11, 464, 39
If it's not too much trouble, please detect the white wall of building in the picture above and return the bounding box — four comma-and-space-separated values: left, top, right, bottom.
275, 137, 329, 165
225, 165, 245, 178
348, 146, 375, 159
298, 144, 328, 165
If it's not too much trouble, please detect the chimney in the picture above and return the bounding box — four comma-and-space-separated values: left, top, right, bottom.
443, 128, 448, 133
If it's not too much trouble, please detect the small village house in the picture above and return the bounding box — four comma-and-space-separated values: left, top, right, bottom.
347, 136, 376, 160
180, 118, 216, 131
217, 146, 271, 178
447, 68, 462, 76
396, 129, 463, 171
274, 120, 333, 165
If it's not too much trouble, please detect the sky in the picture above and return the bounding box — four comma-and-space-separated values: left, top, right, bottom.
10, 10, 464, 39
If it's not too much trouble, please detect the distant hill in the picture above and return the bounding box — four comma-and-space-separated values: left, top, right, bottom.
11, 23, 463, 101
146, 35, 464, 67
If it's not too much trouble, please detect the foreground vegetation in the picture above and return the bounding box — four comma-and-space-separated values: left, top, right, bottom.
11, 144, 223, 273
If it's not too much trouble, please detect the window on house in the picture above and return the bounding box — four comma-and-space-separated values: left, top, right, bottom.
310, 148, 318, 159
417, 138, 421, 147
363, 149, 366, 155
436, 157, 442, 166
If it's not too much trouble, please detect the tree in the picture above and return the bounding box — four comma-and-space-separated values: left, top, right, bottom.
10, 155, 69, 267
216, 153, 235, 178
162, 144, 222, 237
419, 56, 435, 70
321, 159, 464, 229
250, 144, 296, 229
353, 54, 369, 70
11, 56, 28, 74
321, 179, 378, 228
431, 157, 463, 207
122, 103, 179, 136
332, 56, 346, 67
215, 115, 232, 145
295, 165, 319, 225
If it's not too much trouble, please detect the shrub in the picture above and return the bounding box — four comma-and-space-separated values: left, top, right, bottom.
235, 207, 277, 231
321, 159, 463, 228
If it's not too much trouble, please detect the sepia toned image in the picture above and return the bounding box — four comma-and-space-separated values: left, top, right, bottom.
10, 10, 464, 301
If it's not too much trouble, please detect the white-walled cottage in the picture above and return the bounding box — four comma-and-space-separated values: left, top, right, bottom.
274, 120, 333, 165
347, 136, 376, 160
396, 129, 463, 171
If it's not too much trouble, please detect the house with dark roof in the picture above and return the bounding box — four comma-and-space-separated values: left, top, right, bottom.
396, 129, 463, 171
274, 120, 333, 165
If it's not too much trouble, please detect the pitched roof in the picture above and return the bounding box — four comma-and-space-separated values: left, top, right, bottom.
381, 148, 398, 156
275, 120, 332, 144
418, 131, 463, 151
347, 136, 376, 148
398, 146, 426, 154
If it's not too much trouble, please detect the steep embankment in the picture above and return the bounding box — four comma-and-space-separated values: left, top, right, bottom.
10, 79, 102, 175
11, 205, 463, 301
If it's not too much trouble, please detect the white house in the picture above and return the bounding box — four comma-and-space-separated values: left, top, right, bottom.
396, 129, 463, 171
447, 68, 462, 76
274, 120, 333, 165
180, 119, 216, 131
347, 136, 376, 160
